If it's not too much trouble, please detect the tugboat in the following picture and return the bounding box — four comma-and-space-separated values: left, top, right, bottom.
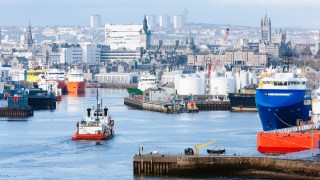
72, 90, 114, 140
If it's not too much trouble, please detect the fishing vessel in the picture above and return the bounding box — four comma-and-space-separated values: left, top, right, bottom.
72, 90, 114, 140
255, 66, 311, 131
66, 68, 86, 93
257, 88, 320, 155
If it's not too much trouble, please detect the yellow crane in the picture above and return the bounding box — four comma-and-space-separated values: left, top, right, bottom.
194, 140, 218, 156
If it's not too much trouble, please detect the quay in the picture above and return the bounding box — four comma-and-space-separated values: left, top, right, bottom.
196, 100, 230, 111
124, 97, 230, 113
0, 107, 33, 117
100, 83, 137, 89
133, 154, 320, 179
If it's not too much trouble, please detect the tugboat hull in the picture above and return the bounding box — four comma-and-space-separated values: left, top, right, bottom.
72, 134, 107, 141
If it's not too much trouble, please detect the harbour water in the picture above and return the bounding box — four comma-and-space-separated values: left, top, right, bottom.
0, 88, 263, 179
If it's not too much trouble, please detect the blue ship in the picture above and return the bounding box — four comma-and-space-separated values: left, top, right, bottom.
255, 68, 311, 131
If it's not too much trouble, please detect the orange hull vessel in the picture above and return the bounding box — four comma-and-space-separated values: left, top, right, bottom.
66, 81, 86, 93
257, 132, 320, 155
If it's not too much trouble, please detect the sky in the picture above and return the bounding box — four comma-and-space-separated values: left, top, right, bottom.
1, 0, 320, 28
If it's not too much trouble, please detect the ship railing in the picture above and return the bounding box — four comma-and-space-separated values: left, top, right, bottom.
80, 120, 103, 127
270, 123, 320, 133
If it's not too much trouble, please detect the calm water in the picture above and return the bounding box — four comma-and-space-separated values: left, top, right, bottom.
0, 88, 263, 179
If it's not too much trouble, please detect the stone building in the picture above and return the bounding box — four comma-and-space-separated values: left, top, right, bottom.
187, 49, 267, 67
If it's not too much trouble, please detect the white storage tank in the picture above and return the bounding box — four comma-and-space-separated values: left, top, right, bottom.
225, 71, 234, 79
248, 71, 257, 85
173, 74, 183, 91
240, 70, 248, 89
235, 71, 241, 93
176, 74, 206, 95
211, 71, 219, 78
252, 77, 259, 85
210, 77, 236, 96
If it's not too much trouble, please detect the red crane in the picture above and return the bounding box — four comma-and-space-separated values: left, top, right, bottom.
206, 28, 230, 95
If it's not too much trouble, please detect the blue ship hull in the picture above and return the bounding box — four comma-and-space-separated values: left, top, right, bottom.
255, 89, 311, 131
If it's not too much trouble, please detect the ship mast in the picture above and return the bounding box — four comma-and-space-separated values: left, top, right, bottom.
96, 88, 99, 110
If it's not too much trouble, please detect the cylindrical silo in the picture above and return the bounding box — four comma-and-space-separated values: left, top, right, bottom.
177, 75, 206, 95
240, 70, 248, 89
210, 77, 236, 96
235, 71, 241, 93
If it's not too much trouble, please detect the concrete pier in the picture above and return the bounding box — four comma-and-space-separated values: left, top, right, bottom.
124, 97, 231, 113
124, 97, 143, 110
133, 154, 320, 179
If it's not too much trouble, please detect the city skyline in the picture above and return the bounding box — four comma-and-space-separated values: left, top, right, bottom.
0, 0, 320, 28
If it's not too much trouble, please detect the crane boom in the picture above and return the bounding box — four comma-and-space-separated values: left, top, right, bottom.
206, 28, 229, 95
214, 28, 229, 70
194, 140, 218, 156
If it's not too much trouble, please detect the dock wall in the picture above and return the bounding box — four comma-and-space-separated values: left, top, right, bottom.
133, 155, 320, 179
0, 107, 34, 117
124, 97, 143, 110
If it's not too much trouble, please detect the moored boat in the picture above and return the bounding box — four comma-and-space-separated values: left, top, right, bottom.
207, 149, 226, 155
257, 88, 320, 155
229, 92, 256, 111
257, 131, 319, 155
26, 69, 44, 83
137, 71, 159, 91
45, 68, 66, 94
255, 66, 311, 131
72, 90, 114, 141
86, 80, 101, 88
66, 68, 86, 93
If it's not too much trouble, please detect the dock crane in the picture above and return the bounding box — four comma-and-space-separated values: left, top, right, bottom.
214, 28, 230, 70
185, 140, 218, 156
206, 28, 229, 95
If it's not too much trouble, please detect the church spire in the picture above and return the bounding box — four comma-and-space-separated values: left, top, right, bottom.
143, 15, 148, 34
24, 20, 34, 50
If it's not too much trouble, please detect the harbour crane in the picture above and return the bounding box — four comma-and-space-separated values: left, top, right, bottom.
206, 28, 230, 95
214, 28, 229, 70
185, 140, 218, 156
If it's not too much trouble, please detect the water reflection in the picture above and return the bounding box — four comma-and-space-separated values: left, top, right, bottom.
0, 88, 263, 179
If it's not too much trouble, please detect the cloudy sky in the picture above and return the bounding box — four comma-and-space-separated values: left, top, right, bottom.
1, 0, 320, 28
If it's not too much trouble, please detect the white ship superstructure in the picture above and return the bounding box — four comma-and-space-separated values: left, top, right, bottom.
137, 72, 159, 91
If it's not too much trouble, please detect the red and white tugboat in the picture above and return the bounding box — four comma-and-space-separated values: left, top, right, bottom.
72, 90, 114, 141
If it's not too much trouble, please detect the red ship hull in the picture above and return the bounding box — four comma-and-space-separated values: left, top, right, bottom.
58, 81, 66, 93
55, 95, 62, 101
72, 133, 107, 141
257, 132, 320, 155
